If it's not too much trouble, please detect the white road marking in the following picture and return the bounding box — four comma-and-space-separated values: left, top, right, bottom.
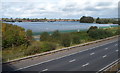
15, 41, 117, 71
97, 59, 119, 73
82, 63, 89, 67
103, 55, 107, 58
116, 50, 118, 52
69, 59, 76, 62
115, 44, 118, 46
90, 52, 95, 55
42, 69, 48, 71
105, 48, 108, 50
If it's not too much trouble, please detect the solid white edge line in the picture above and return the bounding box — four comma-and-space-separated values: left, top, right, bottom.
96, 59, 119, 73
15, 40, 117, 71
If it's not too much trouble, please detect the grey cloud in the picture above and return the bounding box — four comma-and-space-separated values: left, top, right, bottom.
39, 8, 45, 10
84, 3, 115, 12
2, 1, 118, 18
61, 2, 80, 12
62, 6, 81, 12
97, 2, 112, 6
84, 7, 100, 11
62, 7, 79, 12
89, 7, 117, 18
66, 3, 77, 7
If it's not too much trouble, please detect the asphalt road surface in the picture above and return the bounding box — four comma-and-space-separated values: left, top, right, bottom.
11, 41, 118, 73
2, 37, 119, 73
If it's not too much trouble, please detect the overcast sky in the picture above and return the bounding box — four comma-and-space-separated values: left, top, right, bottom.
1, 0, 119, 19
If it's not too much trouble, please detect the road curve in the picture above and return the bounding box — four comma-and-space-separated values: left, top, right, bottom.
13, 41, 119, 72
2, 38, 119, 73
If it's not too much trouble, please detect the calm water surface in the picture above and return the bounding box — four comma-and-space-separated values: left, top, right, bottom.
7, 21, 118, 35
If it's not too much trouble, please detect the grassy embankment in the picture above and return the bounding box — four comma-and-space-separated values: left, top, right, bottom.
2, 26, 119, 62
2, 31, 90, 61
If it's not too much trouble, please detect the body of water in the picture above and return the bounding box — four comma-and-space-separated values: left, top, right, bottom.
6, 21, 118, 35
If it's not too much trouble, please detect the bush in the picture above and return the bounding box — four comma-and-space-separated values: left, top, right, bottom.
61, 34, 71, 47
24, 42, 56, 56
51, 30, 61, 42
87, 26, 98, 33
40, 32, 50, 41
41, 42, 56, 52
72, 35, 81, 44
88, 29, 113, 39
105, 30, 113, 37
26, 29, 33, 42
24, 42, 42, 55
115, 28, 120, 35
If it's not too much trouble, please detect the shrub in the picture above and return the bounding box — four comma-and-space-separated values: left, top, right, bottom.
105, 30, 113, 37
26, 29, 33, 42
24, 42, 56, 56
115, 28, 120, 35
40, 32, 50, 41
51, 30, 61, 42
87, 26, 98, 33
72, 35, 81, 44
24, 42, 41, 55
41, 42, 56, 52
88, 29, 113, 39
61, 34, 71, 47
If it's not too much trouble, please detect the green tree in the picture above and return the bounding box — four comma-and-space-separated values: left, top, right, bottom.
96, 17, 100, 23
113, 21, 118, 24
2, 23, 30, 49
80, 16, 94, 23
96, 18, 110, 24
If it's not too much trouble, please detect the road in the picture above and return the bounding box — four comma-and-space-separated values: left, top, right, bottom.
2, 38, 119, 73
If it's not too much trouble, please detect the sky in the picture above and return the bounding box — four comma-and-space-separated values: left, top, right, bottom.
1, 0, 119, 19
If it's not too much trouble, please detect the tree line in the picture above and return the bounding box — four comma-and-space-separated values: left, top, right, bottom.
2, 17, 118, 24
1, 18, 79, 22
80, 16, 119, 24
